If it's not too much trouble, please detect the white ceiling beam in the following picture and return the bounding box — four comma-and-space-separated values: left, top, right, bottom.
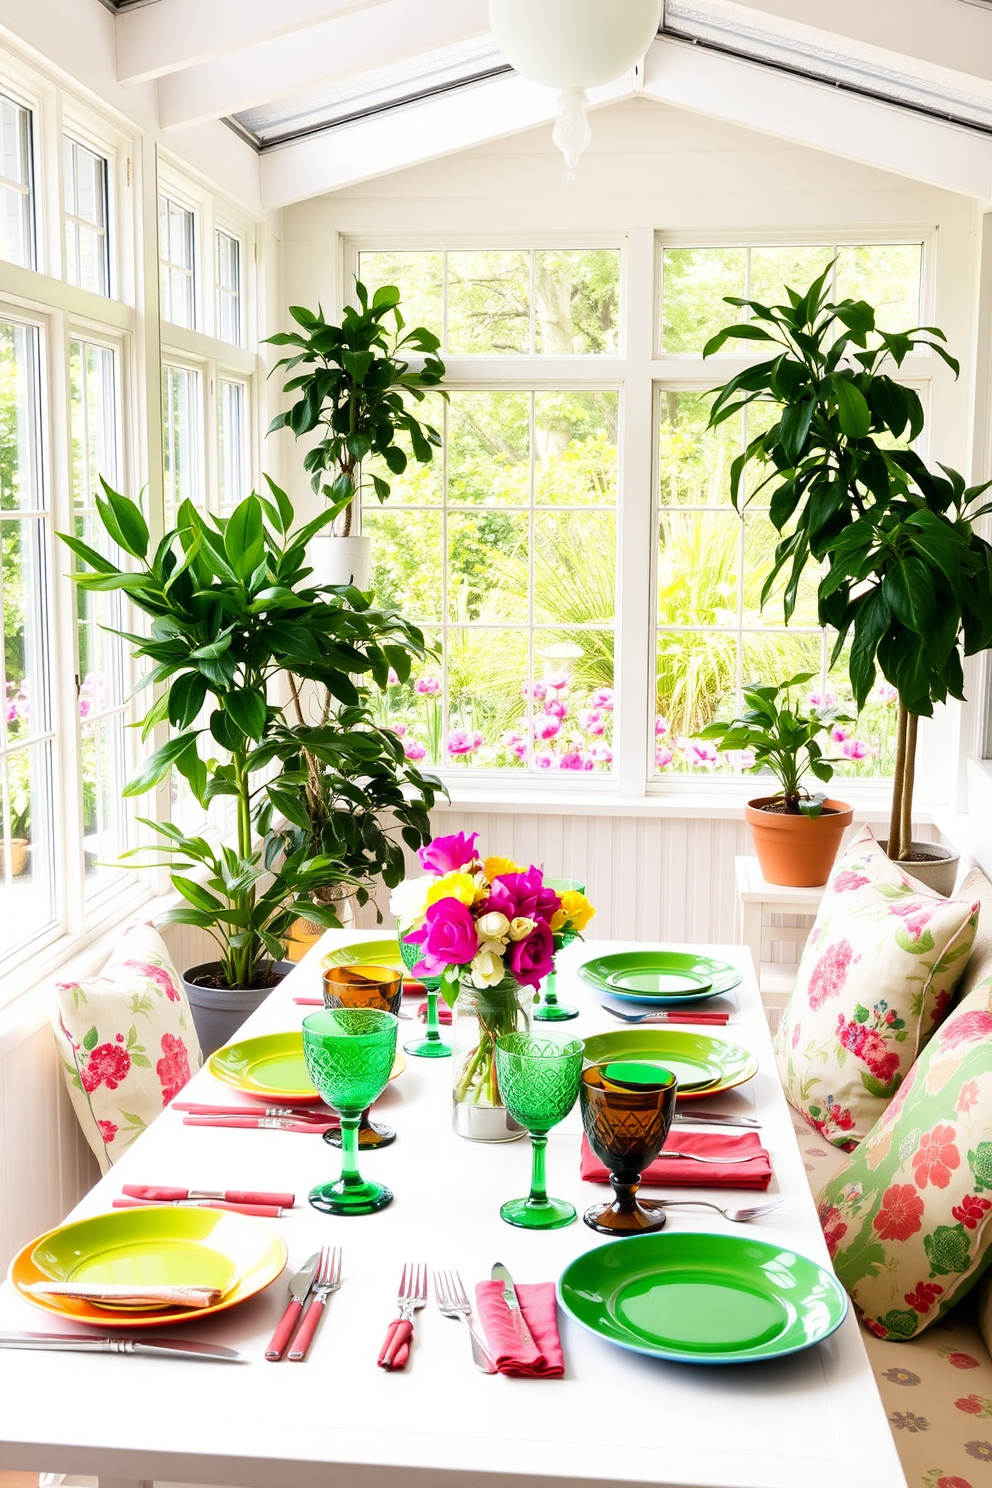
157, 0, 491, 132
259, 71, 635, 208
641, 36, 992, 199
116, 0, 391, 86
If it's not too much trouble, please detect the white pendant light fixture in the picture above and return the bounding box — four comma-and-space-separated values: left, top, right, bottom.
489, 0, 662, 170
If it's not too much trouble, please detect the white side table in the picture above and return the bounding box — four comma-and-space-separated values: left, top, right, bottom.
735, 855, 826, 1015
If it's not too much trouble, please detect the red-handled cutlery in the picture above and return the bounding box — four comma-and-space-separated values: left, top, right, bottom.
265, 1252, 320, 1361
183, 1116, 335, 1134
378, 1262, 428, 1371
288, 1246, 342, 1361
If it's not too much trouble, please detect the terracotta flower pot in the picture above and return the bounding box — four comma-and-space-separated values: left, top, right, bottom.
0, 838, 28, 877
744, 797, 853, 888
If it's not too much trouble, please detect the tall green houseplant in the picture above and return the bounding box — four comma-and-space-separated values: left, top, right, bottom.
704, 266, 992, 865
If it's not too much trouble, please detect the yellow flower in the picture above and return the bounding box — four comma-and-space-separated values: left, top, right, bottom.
484, 855, 519, 882
551, 890, 595, 934
426, 871, 477, 908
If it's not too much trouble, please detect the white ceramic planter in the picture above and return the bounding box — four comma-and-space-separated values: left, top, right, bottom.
309, 532, 372, 589
879, 839, 960, 898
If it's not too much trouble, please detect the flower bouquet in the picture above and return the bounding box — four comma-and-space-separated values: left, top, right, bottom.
391, 832, 562, 1140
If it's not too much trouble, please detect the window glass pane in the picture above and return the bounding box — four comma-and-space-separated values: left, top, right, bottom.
658, 511, 740, 628
365, 507, 443, 623
661, 247, 746, 354
835, 244, 923, 332
655, 630, 737, 774
162, 364, 200, 523
159, 194, 195, 328
826, 636, 900, 779
1, 320, 54, 956
748, 245, 834, 312
535, 390, 617, 506
215, 230, 242, 346
447, 250, 530, 355
218, 378, 248, 512
534, 250, 620, 354
357, 250, 443, 337
657, 392, 741, 509
448, 391, 529, 506
0, 93, 33, 269
64, 138, 110, 296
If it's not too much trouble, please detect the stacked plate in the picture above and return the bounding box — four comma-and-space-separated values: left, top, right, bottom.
578, 950, 742, 1005
209, 1031, 405, 1102
581, 1028, 757, 1100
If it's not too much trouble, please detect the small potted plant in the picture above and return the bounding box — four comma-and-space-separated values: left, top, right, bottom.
62, 478, 439, 1053
698, 672, 854, 886
0, 791, 29, 878
266, 281, 446, 588
704, 267, 992, 893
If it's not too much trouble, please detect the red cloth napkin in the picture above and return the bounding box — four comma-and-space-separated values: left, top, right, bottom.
417, 1000, 453, 1024
475, 1281, 564, 1378
579, 1131, 772, 1189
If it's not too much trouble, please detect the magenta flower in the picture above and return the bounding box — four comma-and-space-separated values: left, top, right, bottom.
547, 670, 570, 691
842, 738, 872, 761
386, 667, 399, 687
655, 715, 669, 737
544, 699, 568, 721
589, 743, 613, 765
871, 680, 898, 704
589, 687, 614, 711
446, 727, 482, 757
392, 722, 408, 738
505, 918, 555, 990
533, 715, 561, 741
655, 746, 674, 769
417, 830, 480, 875
486, 867, 560, 926
806, 687, 837, 710
534, 751, 555, 769
403, 739, 426, 762
579, 708, 606, 736
415, 676, 441, 696
684, 740, 718, 768
405, 898, 479, 973
726, 748, 756, 770
522, 680, 548, 700
831, 725, 848, 744
559, 749, 594, 771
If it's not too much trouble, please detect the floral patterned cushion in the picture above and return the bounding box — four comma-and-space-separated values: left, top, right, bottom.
816, 974, 992, 1339
52, 922, 201, 1171
777, 827, 979, 1146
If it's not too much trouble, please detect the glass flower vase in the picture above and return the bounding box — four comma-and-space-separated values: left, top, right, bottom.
451, 975, 532, 1142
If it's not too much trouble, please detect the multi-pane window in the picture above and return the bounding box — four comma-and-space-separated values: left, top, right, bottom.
0, 92, 34, 269
653, 241, 923, 778
161, 363, 201, 526
218, 377, 248, 512
1, 318, 56, 959
159, 193, 195, 329
63, 137, 110, 296
70, 338, 129, 905
215, 230, 242, 346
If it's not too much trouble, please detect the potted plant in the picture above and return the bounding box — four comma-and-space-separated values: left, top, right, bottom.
266, 281, 445, 588
704, 267, 992, 893
0, 790, 29, 878
61, 478, 439, 1053
698, 672, 854, 886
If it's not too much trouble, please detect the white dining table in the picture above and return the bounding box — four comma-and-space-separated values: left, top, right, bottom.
0, 934, 907, 1488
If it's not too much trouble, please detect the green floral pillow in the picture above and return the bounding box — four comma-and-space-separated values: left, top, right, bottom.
817, 973, 992, 1339
777, 827, 978, 1147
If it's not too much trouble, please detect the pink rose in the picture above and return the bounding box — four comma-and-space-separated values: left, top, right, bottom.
655, 746, 674, 769
684, 740, 717, 767
534, 751, 555, 769
417, 831, 479, 875
544, 699, 568, 721
405, 898, 479, 973
589, 687, 614, 710
447, 728, 482, 757
403, 739, 426, 762
831, 725, 848, 743
522, 680, 548, 700
871, 681, 898, 704
386, 667, 399, 686
579, 708, 606, 735
559, 749, 594, 771
486, 867, 560, 926
534, 715, 561, 741
415, 676, 441, 695
842, 738, 871, 761
547, 671, 570, 691
589, 744, 613, 765
505, 919, 554, 990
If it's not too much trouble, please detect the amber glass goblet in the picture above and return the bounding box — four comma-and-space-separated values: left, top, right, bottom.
322, 964, 403, 1150
579, 1061, 678, 1235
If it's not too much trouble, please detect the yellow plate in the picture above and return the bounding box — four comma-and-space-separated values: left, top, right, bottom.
10, 1206, 287, 1329
209, 1029, 405, 1102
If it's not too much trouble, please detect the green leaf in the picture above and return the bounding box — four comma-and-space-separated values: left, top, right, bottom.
96, 479, 150, 560
82, 1025, 98, 1051
123, 732, 199, 797
167, 671, 209, 731
224, 497, 265, 580
224, 689, 267, 741
832, 376, 871, 439
172, 875, 224, 912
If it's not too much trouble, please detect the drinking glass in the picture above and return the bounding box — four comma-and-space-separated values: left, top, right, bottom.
579, 1061, 678, 1235
302, 1008, 398, 1215
494, 1034, 584, 1228
398, 932, 451, 1059
322, 964, 403, 1150
534, 876, 584, 1023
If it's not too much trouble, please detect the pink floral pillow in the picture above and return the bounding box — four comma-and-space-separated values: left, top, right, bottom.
817, 974, 992, 1338
52, 923, 201, 1170
777, 828, 978, 1147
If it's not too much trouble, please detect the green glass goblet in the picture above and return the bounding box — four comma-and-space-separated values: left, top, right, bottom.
535, 877, 585, 1023
494, 1033, 584, 1229
398, 932, 451, 1059
302, 1008, 398, 1216
579, 1061, 678, 1235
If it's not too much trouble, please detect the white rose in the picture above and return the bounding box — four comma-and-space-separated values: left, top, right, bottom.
389, 876, 431, 929
477, 910, 510, 941
470, 947, 505, 988
507, 916, 536, 942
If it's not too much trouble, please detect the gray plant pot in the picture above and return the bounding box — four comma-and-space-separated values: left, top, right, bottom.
183, 960, 294, 1057
879, 840, 960, 898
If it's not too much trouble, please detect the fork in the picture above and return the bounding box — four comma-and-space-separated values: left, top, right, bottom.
649, 1198, 783, 1223
434, 1268, 497, 1374
601, 1005, 729, 1024
288, 1245, 342, 1361
663, 1149, 764, 1164
378, 1262, 428, 1371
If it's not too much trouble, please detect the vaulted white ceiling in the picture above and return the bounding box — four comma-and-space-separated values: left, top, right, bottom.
110, 0, 992, 206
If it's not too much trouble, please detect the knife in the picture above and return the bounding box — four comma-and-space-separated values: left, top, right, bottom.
265, 1252, 319, 1361
673, 1111, 761, 1128
0, 1333, 245, 1362
491, 1262, 537, 1353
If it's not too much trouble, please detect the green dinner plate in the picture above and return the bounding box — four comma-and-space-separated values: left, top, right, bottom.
577, 951, 742, 1004
322, 937, 407, 974
557, 1231, 848, 1365
581, 1029, 757, 1101
209, 1030, 405, 1102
